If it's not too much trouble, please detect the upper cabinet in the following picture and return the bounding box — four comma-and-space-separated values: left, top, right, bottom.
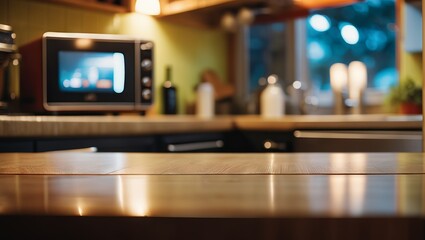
159, 0, 359, 15
160, 0, 199, 15
39, 0, 135, 13
38, 0, 361, 27
160, 0, 268, 15
157, 0, 360, 28
157, 0, 268, 28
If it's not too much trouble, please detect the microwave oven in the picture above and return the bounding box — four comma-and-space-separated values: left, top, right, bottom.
19, 32, 154, 113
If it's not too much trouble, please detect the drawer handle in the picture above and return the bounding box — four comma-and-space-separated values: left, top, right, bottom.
263, 140, 287, 151
167, 140, 224, 152
50, 147, 98, 153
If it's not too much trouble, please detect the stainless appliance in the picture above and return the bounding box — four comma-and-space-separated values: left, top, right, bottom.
19, 32, 154, 113
0, 24, 20, 113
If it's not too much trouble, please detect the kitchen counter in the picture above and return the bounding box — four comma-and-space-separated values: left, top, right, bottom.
233, 114, 423, 130
0, 152, 424, 239
0, 114, 421, 137
0, 152, 424, 175
0, 115, 234, 137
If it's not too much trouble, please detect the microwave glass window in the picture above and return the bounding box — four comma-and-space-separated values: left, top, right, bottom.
58, 51, 125, 94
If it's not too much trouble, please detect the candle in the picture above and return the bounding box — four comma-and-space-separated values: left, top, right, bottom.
330, 63, 347, 114
348, 61, 367, 99
330, 63, 348, 92
348, 61, 367, 114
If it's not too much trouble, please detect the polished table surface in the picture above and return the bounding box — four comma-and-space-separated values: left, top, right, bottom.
1, 152, 425, 239
1, 152, 425, 175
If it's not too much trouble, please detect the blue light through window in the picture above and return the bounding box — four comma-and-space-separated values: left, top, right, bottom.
307, 0, 397, 91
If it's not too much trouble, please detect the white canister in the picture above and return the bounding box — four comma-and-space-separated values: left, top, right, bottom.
196, 82, 215, 118
260, 77, 285, 118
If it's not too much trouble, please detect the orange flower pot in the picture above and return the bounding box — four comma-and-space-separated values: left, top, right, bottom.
399, 102, 422, 114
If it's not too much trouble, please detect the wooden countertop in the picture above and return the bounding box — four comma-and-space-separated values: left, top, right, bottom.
0, 115, 234, 137
0, 114, 422, 137
1, 152, 424, 239
0, 152, 424, 175
233, 114, 423, 130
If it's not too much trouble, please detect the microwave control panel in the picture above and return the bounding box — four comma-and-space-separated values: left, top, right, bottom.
139, 41, 154, 107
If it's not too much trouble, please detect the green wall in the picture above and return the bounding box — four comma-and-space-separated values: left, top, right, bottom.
400, 51, 423, 86
0, 0, 228, 114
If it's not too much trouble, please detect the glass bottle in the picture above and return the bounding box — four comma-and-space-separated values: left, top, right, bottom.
260, 74, 285, 118
162, 66, 177, 114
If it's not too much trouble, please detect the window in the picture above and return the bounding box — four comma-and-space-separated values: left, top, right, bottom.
247, 0, 397, 113
249, 23, 290, 93
307, 0, 397, 92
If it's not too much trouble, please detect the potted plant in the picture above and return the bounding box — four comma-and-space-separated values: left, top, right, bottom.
387, 78, 422, 114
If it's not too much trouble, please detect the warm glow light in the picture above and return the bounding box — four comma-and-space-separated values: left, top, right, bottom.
348, 175, 366, 215
77, 198, 85, 216
135, 0, 161, 15
268, 154, 275, 212
78, 206, 84, 216
330, 175, 347, 215
348, 61, 367, 99
75, 39, 93, 49
267, 74, 278, 84
330, 63, 348, 92
294, 0, 357, 9
123, 177, 150, 216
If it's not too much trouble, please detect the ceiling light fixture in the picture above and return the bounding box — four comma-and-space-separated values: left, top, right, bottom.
135, 0, 161, 16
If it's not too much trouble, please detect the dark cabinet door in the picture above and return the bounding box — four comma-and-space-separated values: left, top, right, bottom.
293, 130, 422, 152
36, 136, 158, 152
0, 140, 34, 152
234, 131, 294, 152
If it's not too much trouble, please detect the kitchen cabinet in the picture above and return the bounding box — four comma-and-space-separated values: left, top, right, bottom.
39, 0, 134, 13
0, 115, 421, 153
0, 136, 157, 152
293, 130, 422, 152
235, 131, 294, 152
158, 0, 266, 28
158, 0, 360, 28
0, 139, 34, 152
0, 133, 231, 153
35, 136, 158, 152
160, 0, 199, 15
160, 0, 260, 15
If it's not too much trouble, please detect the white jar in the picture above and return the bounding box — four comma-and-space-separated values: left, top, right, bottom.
260, 80, 285, 118
196, 82, 215, 118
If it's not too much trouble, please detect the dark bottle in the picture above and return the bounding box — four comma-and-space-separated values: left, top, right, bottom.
162, 66, 177, 114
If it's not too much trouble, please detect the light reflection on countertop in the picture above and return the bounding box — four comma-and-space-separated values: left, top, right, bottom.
0, 174, 423, 218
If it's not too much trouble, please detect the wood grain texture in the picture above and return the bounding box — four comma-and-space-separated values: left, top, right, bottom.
0, 114, 421, 137
1, 152, 425, 239
0, 115, 234, 137
234, 115, 422, 130
0, 152, 425, 175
